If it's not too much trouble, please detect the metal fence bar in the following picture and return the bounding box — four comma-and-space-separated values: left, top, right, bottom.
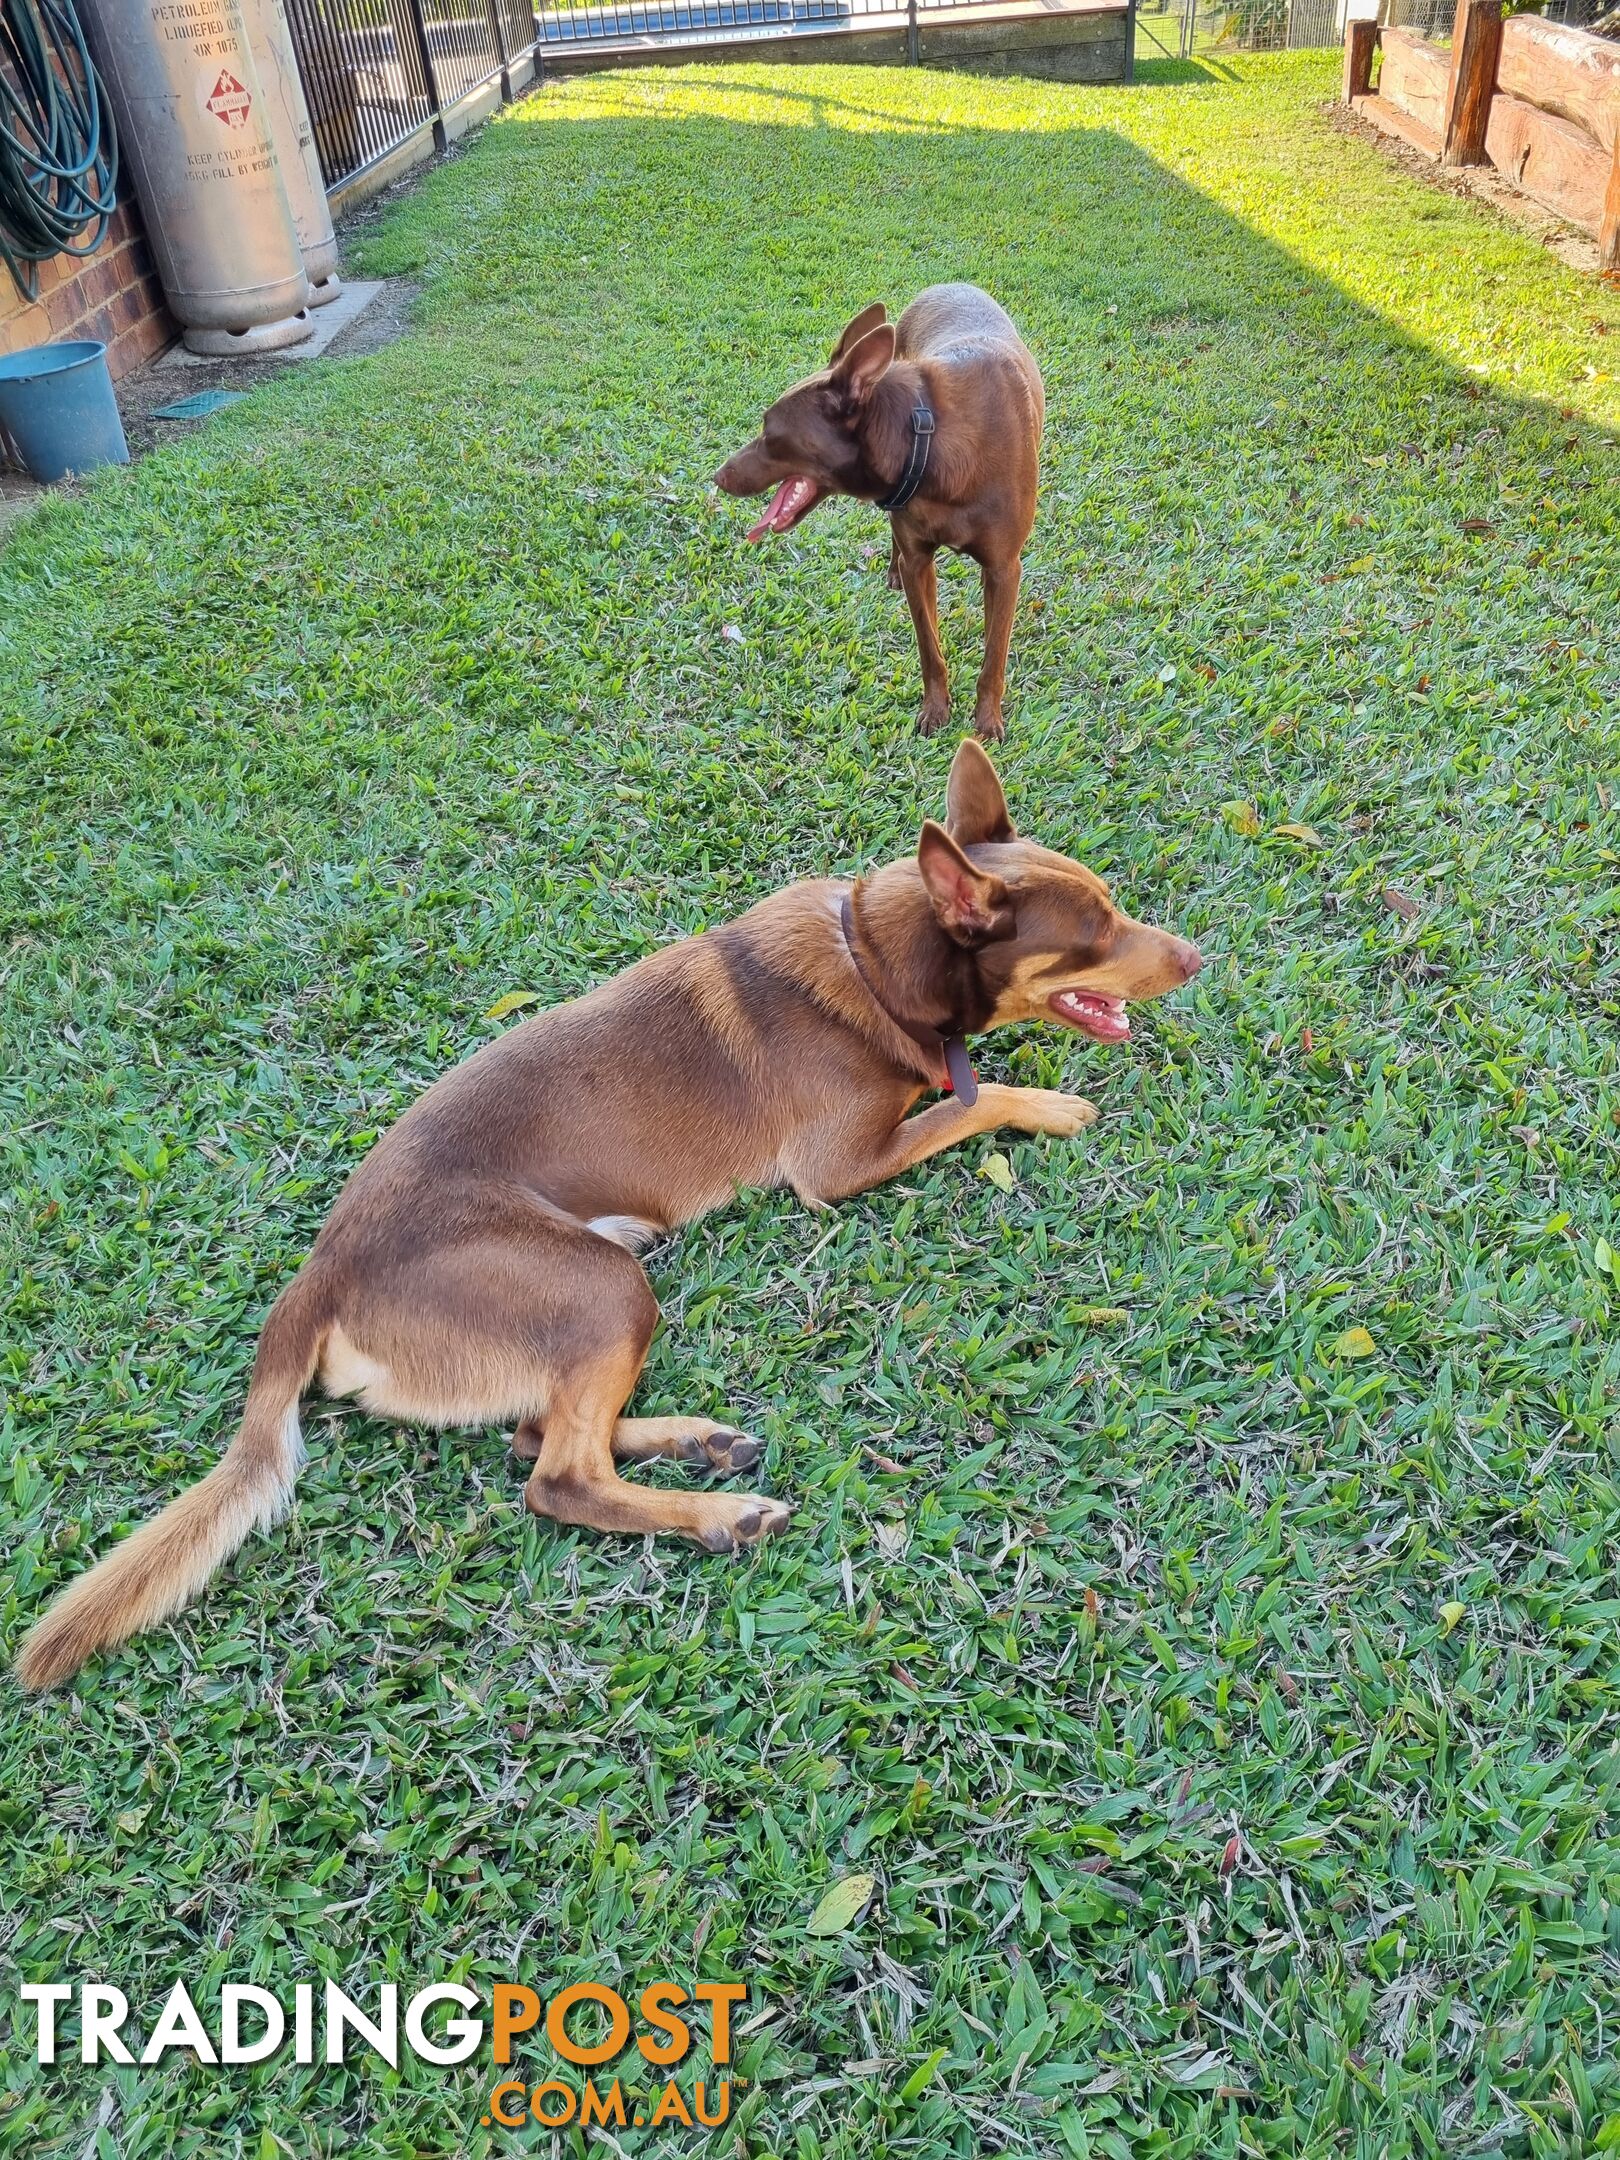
404, 0, 446, 121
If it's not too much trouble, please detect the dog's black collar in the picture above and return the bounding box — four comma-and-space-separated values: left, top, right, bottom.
876, 400, 936, 514
839, 889, 978, 1106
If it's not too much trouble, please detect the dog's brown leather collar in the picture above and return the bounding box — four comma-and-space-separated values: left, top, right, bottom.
839, 889, 978, 1105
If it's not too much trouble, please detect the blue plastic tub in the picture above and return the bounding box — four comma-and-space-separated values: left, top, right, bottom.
0, 340, 129, 484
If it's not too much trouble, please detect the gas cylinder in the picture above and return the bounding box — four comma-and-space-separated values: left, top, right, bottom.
239, 0, 342, 305
79, 0, 312, 355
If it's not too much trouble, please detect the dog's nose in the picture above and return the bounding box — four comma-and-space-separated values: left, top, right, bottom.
1178, 940, 1203, 983
712, 463, 736, 494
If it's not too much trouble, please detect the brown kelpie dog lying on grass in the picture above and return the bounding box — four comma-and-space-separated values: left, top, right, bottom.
16, 744, 1200, 1690
714, 285, 1043, 742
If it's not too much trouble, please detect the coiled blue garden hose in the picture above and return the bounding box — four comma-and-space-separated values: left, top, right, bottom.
0, 0, 117, 302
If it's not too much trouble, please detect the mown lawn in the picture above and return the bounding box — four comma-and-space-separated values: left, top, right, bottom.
3, 47, 1619, 2160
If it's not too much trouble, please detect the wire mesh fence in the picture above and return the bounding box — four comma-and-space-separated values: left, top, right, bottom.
1138, 0, 1456, 58
1140, 0, 1607, 60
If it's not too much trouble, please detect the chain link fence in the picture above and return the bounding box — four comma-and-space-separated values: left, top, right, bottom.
1134, 0, 1455, 59
1136, 0, 1608, 61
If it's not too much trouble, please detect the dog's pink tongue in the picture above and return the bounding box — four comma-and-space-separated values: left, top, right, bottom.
747, 478, 799, 542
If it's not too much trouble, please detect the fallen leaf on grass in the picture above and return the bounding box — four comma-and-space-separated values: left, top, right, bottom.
1332, 1325, 1377, 1361
807, 1873, 876, 1936
1439, 1601, 1466, 1635
979, 1151, 1016, 1193
1382, 886, 1420, 921
1220, 800, 1261, 838
483, 991, 542, 1021
1461, 518, 1495, 536
1272, 823, 1323, 846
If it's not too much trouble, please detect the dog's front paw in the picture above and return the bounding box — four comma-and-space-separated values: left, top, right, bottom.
692, 1493, 793, 1553
916, 696, 952, 737
972, 702, 1006, 743
1013, 1089, 1098, 1138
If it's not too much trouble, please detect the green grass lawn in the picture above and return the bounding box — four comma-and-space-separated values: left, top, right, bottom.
3, 48, 1619, 2160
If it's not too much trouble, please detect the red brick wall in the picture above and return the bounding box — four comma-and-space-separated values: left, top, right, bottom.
0, 200, 175, 385
0, 201, 175, 471
0, 201, 176, 468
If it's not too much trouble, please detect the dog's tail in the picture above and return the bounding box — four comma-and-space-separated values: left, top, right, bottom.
14, 1275, 329, 1692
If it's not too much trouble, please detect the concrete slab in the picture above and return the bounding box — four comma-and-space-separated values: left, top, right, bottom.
157, 281, 386, 371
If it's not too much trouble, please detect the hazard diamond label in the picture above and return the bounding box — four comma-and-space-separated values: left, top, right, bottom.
203, 69, 253, 130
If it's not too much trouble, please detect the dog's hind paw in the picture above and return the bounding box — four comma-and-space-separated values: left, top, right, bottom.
679, 1425, 762, 1477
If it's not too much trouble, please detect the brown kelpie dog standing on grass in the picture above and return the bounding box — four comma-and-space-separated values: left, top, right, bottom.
714, 285, 1043, 742
15, 744, 1200, 1691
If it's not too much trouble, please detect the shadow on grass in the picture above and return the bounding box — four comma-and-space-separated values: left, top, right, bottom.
1132, 48, 1247, 80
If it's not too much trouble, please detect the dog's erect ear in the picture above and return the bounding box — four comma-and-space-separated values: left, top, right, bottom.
945, 738, 1016, 847
831, 323, 896, 407
829, 303, 888, 364
917, 821, 1016, 946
